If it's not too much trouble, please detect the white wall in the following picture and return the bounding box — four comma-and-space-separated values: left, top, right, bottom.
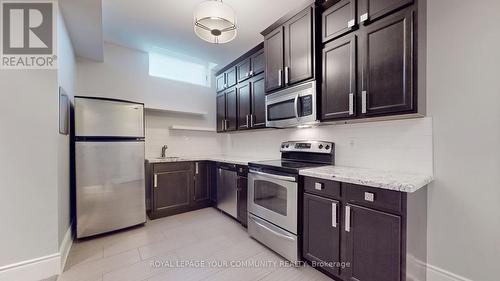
426, 0, 500, 280
76, 43, 221, 158
57, 6, 76, 250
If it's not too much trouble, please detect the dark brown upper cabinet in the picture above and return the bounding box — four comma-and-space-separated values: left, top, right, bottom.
284, 6, 314, 86
322, 34, 357, 120
225, 87, 238, 131
216, 67, 237, 92
250, 49, 265, 76
303, 193, 341, 277
263, 4, 315, 93
358, 0, 413, 25
264, 26, 285, 92
216, 87, 238, 132
237, 49, 265, 83
360, 7, 415, 116
343, 204, 402, 281
216, 93, 225, 132
250, 74, 266, 128
216, 73, 226, 92
322, 0, 357, 43
193, 161, 210, 204
237, 82, 251, 130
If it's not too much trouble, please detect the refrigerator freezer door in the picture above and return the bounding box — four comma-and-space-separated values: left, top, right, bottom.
75, 98, 144, 137
76, 141, 146, 238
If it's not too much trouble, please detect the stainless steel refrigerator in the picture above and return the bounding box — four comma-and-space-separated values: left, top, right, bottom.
75, 97, 146, 238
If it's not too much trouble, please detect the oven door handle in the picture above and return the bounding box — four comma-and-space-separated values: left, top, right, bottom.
249, 214, 296, 241
294, 94, 299, 120
250, 170, 296, 182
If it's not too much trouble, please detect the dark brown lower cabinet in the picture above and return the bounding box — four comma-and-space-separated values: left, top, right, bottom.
193, 161, 210, 205
303, 193, 341, 276
236, 167, 248, 227
302, 176, 427, 281
344, 204, 401, 281
148, 161, 213, 219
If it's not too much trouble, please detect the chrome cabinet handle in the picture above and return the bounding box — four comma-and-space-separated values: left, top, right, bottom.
278, 69, 283, 86
224, 119, 229, 130
345, 205, 351, 232
361, 91, 367, 114
348, 19, 355, 28
246, 114, 249, 128
250, 114, 254, 127
221, 120, 224, 131
364, 192, 375, 202
332, 202, 338, 228
249, 70, 254, 76
284, 66, 289, 85
315, 182, 324, 190
349, 93, 354, 115
195, 162, 199, 174
154, 173, 158, 188
360, 13, 368, 23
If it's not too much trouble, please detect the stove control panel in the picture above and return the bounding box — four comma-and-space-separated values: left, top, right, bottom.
280, 140, 334, 154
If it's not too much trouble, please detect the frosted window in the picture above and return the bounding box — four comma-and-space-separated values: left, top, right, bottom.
148, 47, 216, 87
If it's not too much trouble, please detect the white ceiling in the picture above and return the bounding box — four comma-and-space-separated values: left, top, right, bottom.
102, 0, 313, 68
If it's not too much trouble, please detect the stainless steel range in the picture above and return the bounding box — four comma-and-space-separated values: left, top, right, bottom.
247, 140, 335, 262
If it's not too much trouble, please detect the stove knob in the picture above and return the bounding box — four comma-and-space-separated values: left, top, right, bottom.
325, 145, 330, 150
318, 144, 323, 149
281, 144, 285, 149
286, 144, 290, 148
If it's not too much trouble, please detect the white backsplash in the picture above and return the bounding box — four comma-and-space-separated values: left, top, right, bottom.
221, 117, 433, 175
146, 115, 433, 175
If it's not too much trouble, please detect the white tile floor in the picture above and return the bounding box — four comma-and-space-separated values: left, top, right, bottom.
59, 208, 332, 281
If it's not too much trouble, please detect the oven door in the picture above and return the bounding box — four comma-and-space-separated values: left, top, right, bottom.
266, 81, 317, 128
248, 170, 298, 234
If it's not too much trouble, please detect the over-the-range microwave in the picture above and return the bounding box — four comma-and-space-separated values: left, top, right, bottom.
265, 81, 318, 128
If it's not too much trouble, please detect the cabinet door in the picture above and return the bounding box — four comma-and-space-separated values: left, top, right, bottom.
237, 58, 251, 83
358, 0, 413, 24
226, 67, 237, 88
264, 26, 284, 92
284, 6, 314, 86
361, 7, 414, 116
322, 34, 356, 120
216, 73, 226, 92
225, 87, 238, 131
237, 176, 248, 227
193, 162, 210, 203
251, 49, 265, 76
322, 0, 356, 43
153, 166, 192, 214
250, 74, 266, 128
237, 82, 252, 130
216, 93, 226, 132
303, 193, 341, 276
344, 204, 402, 281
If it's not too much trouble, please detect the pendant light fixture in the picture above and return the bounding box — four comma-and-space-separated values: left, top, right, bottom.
194, 0, 237, 44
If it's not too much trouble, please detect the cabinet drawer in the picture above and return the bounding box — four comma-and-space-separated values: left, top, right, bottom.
344, 183, 402, 213
304, 177, 341, 199
153, 162, 192, 173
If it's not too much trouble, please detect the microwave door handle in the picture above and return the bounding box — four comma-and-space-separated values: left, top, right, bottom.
294, 94, 299, 120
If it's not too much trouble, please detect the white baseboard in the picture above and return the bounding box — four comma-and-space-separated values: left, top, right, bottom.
59, 226, 73, 272
0, 225, 73, 281
427, 263, 473, 281
0, 253, 60, 281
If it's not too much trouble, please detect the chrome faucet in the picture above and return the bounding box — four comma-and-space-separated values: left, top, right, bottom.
161, 145, 168, 158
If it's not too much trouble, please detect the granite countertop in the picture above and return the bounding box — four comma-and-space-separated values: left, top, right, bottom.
146, 155, 270, 166
299, 166, 433, 193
